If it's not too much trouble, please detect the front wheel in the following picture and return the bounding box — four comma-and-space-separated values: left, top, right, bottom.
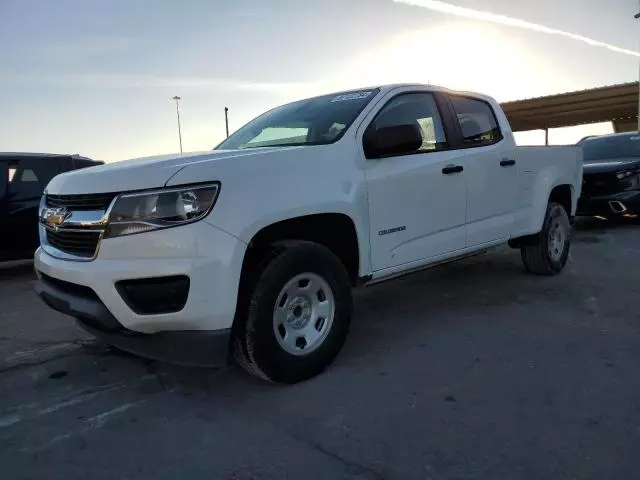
521, 202, 571, 275
233, 241, 352, 383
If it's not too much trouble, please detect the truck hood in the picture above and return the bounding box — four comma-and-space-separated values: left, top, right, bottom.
46, 148, 297, 195
583, 157, 640, 174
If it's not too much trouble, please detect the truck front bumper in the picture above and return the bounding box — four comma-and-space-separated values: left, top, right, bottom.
34, 220, 247, 366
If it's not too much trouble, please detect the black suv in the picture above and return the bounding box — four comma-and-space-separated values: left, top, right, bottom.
577, 132, 640, 218
0, 153, 102, 261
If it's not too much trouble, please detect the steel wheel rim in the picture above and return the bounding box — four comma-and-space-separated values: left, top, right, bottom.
547, 208, 567, 262
272, 272, 335, 356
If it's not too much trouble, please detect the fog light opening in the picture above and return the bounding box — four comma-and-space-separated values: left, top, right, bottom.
116, 275, 190, 315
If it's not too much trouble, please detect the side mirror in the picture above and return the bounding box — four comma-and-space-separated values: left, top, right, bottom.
364, 124, 423, 159
0, 163, 7, 201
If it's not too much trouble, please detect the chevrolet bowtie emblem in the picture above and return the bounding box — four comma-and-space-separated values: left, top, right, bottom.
43, 207, 71, 229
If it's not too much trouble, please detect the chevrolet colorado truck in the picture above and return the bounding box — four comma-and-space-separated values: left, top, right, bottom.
34, 84, 583, 383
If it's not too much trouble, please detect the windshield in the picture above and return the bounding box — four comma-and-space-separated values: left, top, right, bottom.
216, 89, 380, 150
581, 134, 640, 162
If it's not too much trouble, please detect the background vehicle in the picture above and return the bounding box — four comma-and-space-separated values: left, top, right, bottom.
576, 132, 640, 218
34, 84, 582, 383
0, 153, 102, 261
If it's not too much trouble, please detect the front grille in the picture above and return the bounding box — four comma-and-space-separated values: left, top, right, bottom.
582, 173, 619, 196
46, 229, 102, 258
46, 193, 119, 211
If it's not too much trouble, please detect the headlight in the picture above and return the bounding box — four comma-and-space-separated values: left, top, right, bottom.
616, 171, 635, 180
105, 183, 220, 238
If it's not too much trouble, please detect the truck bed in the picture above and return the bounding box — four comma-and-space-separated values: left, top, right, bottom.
511, 146, 583, 238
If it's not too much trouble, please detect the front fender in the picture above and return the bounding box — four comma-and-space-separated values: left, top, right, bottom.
166, 145, 372, 276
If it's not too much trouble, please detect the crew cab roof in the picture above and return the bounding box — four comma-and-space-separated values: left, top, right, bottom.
304, 84, 495, 103
376, 83, 495, 101
579, 131, 640, 142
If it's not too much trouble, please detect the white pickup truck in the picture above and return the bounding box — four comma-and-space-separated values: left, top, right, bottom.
35, 84, 582, 383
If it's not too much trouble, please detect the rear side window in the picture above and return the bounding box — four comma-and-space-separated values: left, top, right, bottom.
18, 169, 38, 182
450, 96, 502, 146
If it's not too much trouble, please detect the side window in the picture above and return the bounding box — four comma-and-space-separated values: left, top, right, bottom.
8, 159, 61, 198
450, 96, 502, 146
19, 169, 38, 182
372, 93, 447, 152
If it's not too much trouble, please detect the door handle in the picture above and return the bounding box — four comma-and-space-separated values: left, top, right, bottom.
442, 165, 463, 175
500, 158, 516, 167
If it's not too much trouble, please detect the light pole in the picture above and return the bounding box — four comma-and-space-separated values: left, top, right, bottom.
224, 107, 230, 138
172, 95, 183, 153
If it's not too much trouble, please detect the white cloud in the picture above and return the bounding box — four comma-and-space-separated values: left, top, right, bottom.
228, 9, 272, 18
393, 0, 640, 57
41, 36, 139, 58
1, 72, 317, 95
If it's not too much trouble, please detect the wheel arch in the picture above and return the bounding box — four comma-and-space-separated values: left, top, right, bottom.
531, 181, 575, 235
548, 184, 574, 217
240, 213, 363, 288
510, 183, 574, 248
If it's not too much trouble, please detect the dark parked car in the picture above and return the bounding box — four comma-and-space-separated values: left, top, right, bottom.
0, 153, 102, 261
577, 132, 640, 218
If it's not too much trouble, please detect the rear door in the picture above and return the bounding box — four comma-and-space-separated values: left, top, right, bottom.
4, 157, 63, 258
362, 90, 468, 271
446, 95, 518, 246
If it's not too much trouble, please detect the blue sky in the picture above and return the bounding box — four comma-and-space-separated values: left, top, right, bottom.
1, 0, 638, 161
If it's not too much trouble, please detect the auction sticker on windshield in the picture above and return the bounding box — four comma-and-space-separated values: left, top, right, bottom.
331, 91, 373, 102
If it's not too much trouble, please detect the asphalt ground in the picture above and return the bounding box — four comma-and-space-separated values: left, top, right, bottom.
1, 218, 639, 480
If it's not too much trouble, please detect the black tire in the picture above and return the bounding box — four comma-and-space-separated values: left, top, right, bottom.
233, 241, 352, 383
521, 202, 571, 275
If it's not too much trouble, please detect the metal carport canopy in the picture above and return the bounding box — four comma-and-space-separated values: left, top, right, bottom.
500, 82, 639, 132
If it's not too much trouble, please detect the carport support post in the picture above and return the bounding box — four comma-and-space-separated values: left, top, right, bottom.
544, 128, 549, 146
636, 4, 640, 130
638, 64, 640, 131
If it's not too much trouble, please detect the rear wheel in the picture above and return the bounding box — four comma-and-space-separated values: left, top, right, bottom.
521, 202, 571, 275
233, 241, 352, 383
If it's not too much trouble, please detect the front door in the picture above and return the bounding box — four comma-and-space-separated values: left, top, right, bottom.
447, 95, 518, 246
363, 92, 467, 271
0, 161, 9, 259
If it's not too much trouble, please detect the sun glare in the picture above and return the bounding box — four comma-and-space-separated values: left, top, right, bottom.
337, 22, 546, 101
